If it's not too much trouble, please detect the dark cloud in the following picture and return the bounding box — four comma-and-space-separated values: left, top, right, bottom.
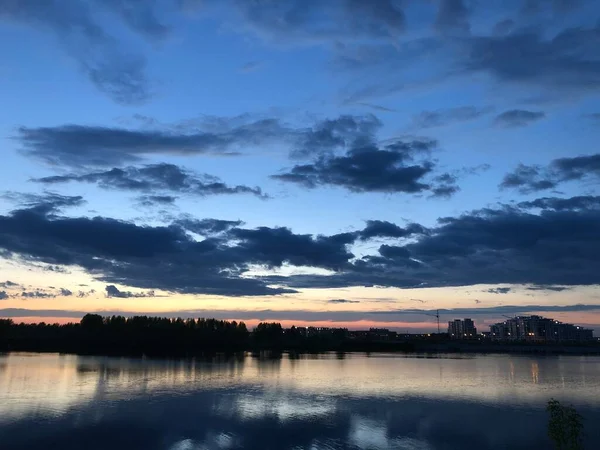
291, 114, 381, 159
330, 5, 600, 104
358, 221, 427, 241
327, 299, 360, 304
494, 110, 546, 128
16, 120, 288, 167
501, 154, 600, 193
0, 0, 163, 103
230, 0, 406, 42
229, 227, 355, 271
137, 195, 178, 207
44, 265, 70, 274
266, 199, 600, 290
105, 285, 154, 298
16, 115, 386, 168
0, 281, 19, 288
435, 0, 471, 34
0, 291, 7, 300
0, 205, 345, 296
526, 285, 571, 292
487, 287, 512, 295
409, 106, 492, 130
431, 173, 461, 198
500, 164, 557, 193
78, 289, 96, 298
34, 163, 267, 199
2, 190, 599, 295
2, 192, 86, 215
273, 138, 459, 196
463, 26, 600, 94
175, 217, 244, 235
521, 0, 586, 15
518, 196, 600, 211
21, 290, 55, 299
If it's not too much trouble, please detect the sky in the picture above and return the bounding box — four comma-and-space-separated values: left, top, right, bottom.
0, 0, 599, 333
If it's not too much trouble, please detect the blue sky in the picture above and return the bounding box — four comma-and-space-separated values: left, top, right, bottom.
0, 0, 599, 332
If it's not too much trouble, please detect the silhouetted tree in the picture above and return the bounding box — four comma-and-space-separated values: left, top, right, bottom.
81, 313, 104, 330
547, 399, 584, 450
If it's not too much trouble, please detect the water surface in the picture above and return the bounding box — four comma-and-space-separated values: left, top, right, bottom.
1, 352, 599, 449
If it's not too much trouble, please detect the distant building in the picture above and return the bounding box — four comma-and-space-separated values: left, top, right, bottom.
368, 328, 397, 341
305, 327, 348, 337
489, 316, 594, 342
448, 318, 477, 339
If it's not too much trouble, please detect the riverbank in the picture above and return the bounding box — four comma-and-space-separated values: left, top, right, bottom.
3, 339, 600, 357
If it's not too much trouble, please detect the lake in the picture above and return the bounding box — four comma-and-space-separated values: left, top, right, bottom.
1, 352, 599, 449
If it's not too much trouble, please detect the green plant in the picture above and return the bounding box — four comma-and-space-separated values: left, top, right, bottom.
547, 399, 584, 450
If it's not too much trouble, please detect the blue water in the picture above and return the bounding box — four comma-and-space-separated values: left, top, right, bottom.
1, 352, 599, 449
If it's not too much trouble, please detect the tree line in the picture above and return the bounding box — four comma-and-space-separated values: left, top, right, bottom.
0, 314, 416, 356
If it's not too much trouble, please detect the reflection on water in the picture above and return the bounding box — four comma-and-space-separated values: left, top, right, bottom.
0, 352, 599, 449
531, 362, 540, 384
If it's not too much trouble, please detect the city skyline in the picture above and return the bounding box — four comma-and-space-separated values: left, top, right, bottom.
1, 1, 600, 333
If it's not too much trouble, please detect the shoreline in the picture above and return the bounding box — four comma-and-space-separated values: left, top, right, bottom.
2, 340, 600, 358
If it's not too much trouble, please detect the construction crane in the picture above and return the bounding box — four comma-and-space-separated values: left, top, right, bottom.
424, 309, 441, 334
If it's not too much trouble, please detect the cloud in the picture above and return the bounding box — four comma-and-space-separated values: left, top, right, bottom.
2, 191, 600, 295
0, 205, 355, 296
291, 114, 382, 159
434, 0, 471, 34
518, 196, 600, 211
137, 195, 178, 207
487, 287, 511, 295
273, 138, 459, 196
175, 217, 244, 235
21, 290, 55, 299
462, 25, 600, 94
265, 197, 600, 290
526, 285, 571, 292
494, 110, 546, 128
521, 0, 587, 15
2, 192, 86, 215
409, 106, 492, 130
327, 299, 360, 304
501, 154, 600, 193
16, 120, 289, 167
0, 281, 19, 288
16, 115, 386, 168
0, 0, 164, 103
0, 291, 7, 300
105, 285, 154, 298
228, 0, 406, 42
34, 163, 267, 199
229, 227, 355, 271
358, 221, 427, 241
